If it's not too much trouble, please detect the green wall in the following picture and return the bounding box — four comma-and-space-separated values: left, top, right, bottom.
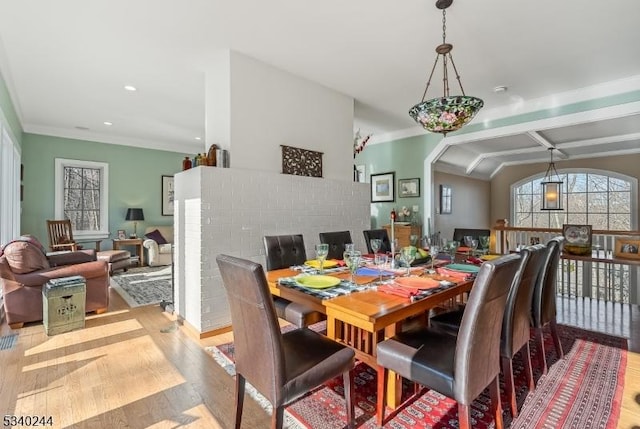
21, 133, 188, 246
355, 133, 441, 228
0, 70, 22, 145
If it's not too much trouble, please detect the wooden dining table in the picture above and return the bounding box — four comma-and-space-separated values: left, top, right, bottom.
266, 266, 474, 408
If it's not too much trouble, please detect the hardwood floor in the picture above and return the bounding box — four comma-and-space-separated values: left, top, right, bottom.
1, 289, 639, 428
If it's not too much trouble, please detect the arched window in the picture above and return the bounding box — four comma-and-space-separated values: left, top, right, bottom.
511, 169, 637, 230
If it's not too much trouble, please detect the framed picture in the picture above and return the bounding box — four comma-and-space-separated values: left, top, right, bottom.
613, 237, 640, 260
562, 224, 592, 255
399, 178, 420, 198
117, 229, 126, 240
440, 185, 452, 214
370, 172, 395, 202
355, 164, 366, 183
162, 175, 175, 216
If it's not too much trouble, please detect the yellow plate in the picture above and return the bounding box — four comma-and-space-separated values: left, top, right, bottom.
304, 259, 339, 269
480, 254, 500, 261
296, 275, 341, 289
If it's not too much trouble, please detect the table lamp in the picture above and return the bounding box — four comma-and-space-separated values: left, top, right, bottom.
125, 208, 144, 238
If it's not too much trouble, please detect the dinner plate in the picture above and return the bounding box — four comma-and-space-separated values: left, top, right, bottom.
394, 277, 441, 289
304, 259, 339, 269
296, 275, 341, 289
444, 263, 481, 273
480, 254, 501, 261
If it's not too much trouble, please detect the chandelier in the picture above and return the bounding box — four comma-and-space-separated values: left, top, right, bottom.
408, 0, 483, 135
541, 148, 564, 210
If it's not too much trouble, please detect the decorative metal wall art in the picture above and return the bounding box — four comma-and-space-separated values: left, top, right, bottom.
281, 145, 323, 177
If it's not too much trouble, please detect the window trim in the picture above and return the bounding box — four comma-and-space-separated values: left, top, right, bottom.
511, 167, 638, 230
54, 158, 110, 239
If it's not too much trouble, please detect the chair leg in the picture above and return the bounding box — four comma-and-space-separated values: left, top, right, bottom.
234, 374, 245, 429
458, 403, 472, 429
522, 342, 535, 391
271, 405, 284, 429
343, 371, 355, 429
489, 376, 504, 429
534, 326, 548, 375
550, 319, 564, 359
501, 355, 517, 418
376, 365, 387, 428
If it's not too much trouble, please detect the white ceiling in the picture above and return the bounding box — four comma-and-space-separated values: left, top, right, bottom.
1, 0, 639, 179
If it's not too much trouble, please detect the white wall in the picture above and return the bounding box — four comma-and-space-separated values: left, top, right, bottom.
174, 167, 370, 333
205, 50, 354, 181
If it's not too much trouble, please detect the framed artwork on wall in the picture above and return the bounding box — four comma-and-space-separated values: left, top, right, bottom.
162, 175, 174, 216
613, 237, 640, 260
371, 172, 395, 202
440, 184, 452, 214
399, 178, 420, 198
562, 224, 592, 255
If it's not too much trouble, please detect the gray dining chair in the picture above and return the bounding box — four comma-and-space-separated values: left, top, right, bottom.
375, 253, 522, 429
216, 254, 355, 429
263, 234, 325, 328
532, 236, 566, 375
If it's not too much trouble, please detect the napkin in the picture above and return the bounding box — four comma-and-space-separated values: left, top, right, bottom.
394, 276, 441, 289
378, 284, 416, 298
356, 267, 396, 277
436, 267, 475, 281
466, 256, 484, 265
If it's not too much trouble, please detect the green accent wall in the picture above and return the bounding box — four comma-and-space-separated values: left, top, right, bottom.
21, 133, 188, 246
0, 70, 22, 145
355, 133, 441, 228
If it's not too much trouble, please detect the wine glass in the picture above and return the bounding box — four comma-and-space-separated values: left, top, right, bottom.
370, 238, 382, 255
469, 239, 479, 256
400, 246, 416, 276
315, 243, 329, 274
479, 236, 490, 253
429, 243, 440, 271
374, 253, 388, 283
345, 250, 361, 288
409, 234, 419, 247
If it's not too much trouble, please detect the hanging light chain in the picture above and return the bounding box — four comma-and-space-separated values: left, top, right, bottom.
442, 9, 447, 44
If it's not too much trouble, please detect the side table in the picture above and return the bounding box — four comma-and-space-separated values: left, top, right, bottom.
112, 238, 144, 266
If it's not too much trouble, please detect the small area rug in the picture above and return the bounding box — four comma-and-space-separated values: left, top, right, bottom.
207, 323, 626, 428
110, 266, 172, 307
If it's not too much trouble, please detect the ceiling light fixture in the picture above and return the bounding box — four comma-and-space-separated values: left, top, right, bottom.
124, 85, 137, 91
103, 121, 113, 126
541, 148, 564, 210
408, 0, 483, 135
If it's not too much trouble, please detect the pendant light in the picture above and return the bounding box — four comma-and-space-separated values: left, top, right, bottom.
408, 0, 484, 135
541, 148, 563, 210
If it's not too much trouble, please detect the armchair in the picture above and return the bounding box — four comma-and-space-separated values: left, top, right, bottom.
0, 236, 109, 329
142, 226, 174, 266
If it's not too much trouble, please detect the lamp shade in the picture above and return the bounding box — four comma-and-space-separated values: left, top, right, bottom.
125, 208, 144, 221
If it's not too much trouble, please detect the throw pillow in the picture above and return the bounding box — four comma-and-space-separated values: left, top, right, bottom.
145, 229, 168, 245
3, 241, 50, 274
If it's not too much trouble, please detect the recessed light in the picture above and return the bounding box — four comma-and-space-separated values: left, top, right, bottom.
493, 85, 508, 93
103, 121, 113, 126
194, 137, 202, 141
124, 85, 137, 92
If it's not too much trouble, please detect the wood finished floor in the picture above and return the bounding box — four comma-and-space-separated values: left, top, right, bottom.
1, 289, 639, 429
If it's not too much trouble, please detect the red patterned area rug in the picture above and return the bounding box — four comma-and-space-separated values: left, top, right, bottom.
206, 324, 626, 428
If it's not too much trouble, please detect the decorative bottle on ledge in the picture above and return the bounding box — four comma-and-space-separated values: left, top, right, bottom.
182, 156, 192, 171
207, 144, 218, 166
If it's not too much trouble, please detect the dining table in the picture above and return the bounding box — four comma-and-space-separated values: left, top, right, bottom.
265, 262, 474, 408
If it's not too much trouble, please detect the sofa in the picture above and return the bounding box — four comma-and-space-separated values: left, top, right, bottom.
143, 226, 173, 266
0, 236, 110, 329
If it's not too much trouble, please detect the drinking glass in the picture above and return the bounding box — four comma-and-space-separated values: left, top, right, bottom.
463, 236, 474, 249
345, 250, 361, 288
345, 243, 355, 253
400, 246, 416, 276
315, 243, 329, 274
374, 253, 388, 283
469, 239, 479, 255
370, 238, 382, 254
409, 234, 419, 247
429, 244, 440, 270
479, 236, 490, 252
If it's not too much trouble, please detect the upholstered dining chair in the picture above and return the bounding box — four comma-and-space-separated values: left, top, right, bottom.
216, 254, 355, 429
532, 236, 566, 375
319, 230, 353, 260
46, 219, 79, 252
363, 229, 392, 254
376, 253, 522, 429
430, 244, 547, 417
263, 234, 325, 328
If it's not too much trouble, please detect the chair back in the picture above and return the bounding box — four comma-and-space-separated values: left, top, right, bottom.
455, 253, 521, 403
362, 229, 391, 254
216, 254, 286, 404
501, 244, 547, 358
263, 234, 307, 270
532, 236, 565, 327
319, 230, 353, 260
46, 219, 77, 251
